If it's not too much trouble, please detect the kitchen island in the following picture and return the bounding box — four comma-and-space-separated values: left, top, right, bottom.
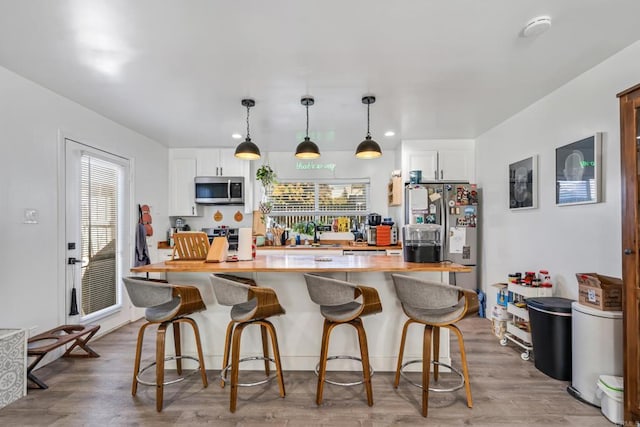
131, 254, 472, 372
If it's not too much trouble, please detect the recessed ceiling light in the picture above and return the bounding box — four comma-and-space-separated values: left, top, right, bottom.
522, 16, 551, 38
384, 131, 395, 137
232, 133, 242, 139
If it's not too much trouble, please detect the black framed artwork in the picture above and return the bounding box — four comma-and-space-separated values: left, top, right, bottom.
555, 133, 602, 206
509, 155, 537, 210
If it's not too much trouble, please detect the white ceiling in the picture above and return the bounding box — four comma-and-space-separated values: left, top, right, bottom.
1, 1, 639, 154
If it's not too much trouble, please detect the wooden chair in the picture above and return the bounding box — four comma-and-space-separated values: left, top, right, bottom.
122, 277, 208, 412
391, 273, 479, 417
303, 273, 382, 406
209, 274, 286, 413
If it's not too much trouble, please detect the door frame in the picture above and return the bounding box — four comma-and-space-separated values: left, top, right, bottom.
57, 130, 136, 333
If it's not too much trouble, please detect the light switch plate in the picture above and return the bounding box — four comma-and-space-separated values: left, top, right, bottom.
24, 208, 38, 224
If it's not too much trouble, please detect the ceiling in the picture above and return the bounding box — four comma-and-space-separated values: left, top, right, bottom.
1, 1, 639, 154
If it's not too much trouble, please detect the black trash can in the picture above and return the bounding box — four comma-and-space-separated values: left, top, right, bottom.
526, 297, 573, 381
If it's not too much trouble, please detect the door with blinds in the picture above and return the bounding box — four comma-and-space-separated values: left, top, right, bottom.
65, 139, 131, 331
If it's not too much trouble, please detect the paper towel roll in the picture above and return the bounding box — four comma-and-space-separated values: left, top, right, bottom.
237, 227, 253, 261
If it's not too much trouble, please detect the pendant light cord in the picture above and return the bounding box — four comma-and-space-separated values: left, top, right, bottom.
306, 103, 310, 138
366, 102, 371, 138
246, 104, 251, 140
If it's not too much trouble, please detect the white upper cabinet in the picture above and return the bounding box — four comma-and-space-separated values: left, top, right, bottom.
196, 148, 246, 177
169, 157, 199, 216
403, 140, 475, 183
438, 150, 473, 181
408, 151, 438, 181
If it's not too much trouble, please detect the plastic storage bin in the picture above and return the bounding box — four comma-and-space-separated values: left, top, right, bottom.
526, 297, 573, 380
595, 375, 623, 425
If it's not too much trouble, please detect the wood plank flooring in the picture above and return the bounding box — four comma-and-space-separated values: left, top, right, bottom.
0, 317, 607, 426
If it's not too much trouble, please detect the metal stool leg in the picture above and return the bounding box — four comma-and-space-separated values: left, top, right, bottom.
422, 325, 432, 417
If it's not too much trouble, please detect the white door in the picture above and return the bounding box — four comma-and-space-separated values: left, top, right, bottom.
65, 138, 132, 331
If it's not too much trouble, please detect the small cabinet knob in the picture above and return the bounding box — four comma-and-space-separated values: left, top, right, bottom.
624, 248, 634, 255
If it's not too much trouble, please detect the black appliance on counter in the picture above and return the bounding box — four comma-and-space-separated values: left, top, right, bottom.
202, 227, 239, 251
402, 224, 442, 263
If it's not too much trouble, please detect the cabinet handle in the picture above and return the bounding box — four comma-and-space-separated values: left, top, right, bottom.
192, 206, 195, 215
434, 171, 437, 180
216, 167, 219, 176
440, 170, 443, 180
220, 167, 223, 175
624, 248, 634, 255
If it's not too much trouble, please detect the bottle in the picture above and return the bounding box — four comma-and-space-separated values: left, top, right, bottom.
295, 234, 301, 245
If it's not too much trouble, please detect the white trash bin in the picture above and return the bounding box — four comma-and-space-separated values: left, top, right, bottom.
595, 375, 623, 425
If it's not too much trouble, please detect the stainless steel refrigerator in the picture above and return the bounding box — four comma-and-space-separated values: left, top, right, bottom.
405, 182, 479, 290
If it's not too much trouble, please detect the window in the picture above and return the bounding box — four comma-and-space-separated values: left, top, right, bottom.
266, 179, 370, 228
80, 154, 120, 316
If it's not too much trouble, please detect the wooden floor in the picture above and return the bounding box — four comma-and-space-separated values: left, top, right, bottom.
0, 317, 607, 426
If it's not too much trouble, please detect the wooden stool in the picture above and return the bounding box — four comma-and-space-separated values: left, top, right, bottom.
123, 277, 208, 412
27, 324, 100, 389
391, 273, 479, 417
209, 274, 286, 413
303, 273, 382, 406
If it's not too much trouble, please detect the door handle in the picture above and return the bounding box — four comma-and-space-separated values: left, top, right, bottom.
624, 248, 634, 255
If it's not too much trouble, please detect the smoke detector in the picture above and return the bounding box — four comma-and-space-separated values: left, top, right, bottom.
522, 16, 552, 38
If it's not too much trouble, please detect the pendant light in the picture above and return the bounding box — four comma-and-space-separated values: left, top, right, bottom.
234, 98, 261, 160
295, 96, 320, 159
355, 95, 382, 159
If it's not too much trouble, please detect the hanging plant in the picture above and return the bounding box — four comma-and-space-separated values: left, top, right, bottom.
256, 164, 277, 189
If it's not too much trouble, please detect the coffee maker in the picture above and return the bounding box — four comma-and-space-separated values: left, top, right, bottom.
402, 224, 443, 263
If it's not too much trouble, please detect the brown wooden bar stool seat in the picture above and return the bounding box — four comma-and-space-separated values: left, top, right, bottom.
391, 273, 479, 417
209, 274, 286, 413
303, 273, 382, 406
122, 277, 208, 412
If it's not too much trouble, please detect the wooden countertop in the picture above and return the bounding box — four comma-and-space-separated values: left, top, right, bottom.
131, 254, 471, 273
158, 241, 402, 251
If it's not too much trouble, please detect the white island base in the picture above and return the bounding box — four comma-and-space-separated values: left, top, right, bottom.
160, 271, 454, 373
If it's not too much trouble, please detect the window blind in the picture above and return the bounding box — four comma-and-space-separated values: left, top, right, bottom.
80, 155, 118, 316
267, 179, 369, 216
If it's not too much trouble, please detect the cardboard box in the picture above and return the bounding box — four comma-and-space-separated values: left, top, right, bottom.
576, 273, 623, 311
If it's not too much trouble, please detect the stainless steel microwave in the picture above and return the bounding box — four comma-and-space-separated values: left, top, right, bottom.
194, 176, 244, 205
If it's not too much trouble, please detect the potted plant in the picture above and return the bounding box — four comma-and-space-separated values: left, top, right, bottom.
256, 164, 277, 216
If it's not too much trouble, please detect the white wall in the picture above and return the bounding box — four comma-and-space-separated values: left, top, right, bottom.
477, 41, 640, 306
0, 65, 168, 333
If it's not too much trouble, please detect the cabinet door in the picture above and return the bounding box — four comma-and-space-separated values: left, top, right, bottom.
619, 83, 640, 423
196, 149, 221, 176
218, 148, 246, 176
409, 151, 438, 181
169, 158, 199, 216
438, 150, 473, 182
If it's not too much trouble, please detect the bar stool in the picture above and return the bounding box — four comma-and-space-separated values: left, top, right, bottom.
391, 273, 479, 417
122, 277, 208, 412
209, 274, 286, 413
303, 273, 382, 406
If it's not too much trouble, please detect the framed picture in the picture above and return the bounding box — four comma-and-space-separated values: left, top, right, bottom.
509, 155, 537, 210
555, 133, 602, 206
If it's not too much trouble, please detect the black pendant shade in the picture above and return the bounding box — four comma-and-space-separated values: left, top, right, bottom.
295, 96, 320, 159
235, 98, 261, 160
355, 95, 382, 159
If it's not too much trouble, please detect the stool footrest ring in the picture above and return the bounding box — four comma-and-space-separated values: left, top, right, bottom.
220, 356, 278, 387
136, 355, 203, 387
399, 359, 465, 392
314, 355, 375, 387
